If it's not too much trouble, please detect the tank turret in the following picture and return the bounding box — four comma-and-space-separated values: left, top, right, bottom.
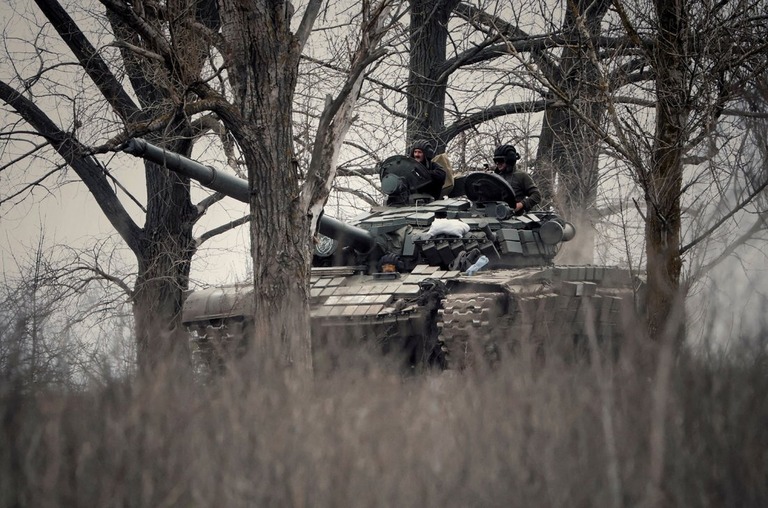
313, 154, 577, 273
123, 138, 577, 274
123, 139, 641, 374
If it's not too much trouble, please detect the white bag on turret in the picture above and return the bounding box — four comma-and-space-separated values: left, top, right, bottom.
425, 219, 470, 238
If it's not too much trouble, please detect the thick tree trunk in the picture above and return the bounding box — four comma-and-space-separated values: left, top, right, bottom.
108, 4, 204, 372
406, 0, 460, 150
538, 105, 601, 263
132, 135, 198, 372
536, 0, 610, 264
645, 0, 688, 343
244, 137, 314, 372
133, 238, 194, 372
219, 0, 313, 373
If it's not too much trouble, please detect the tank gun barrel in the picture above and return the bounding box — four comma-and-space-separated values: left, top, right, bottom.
123, 138, 376, 253
317, 215, 375, 254
124, 138, 248, 201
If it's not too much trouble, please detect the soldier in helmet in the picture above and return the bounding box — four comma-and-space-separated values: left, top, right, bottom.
493, 144, 541, 214
409, 139, 447, 200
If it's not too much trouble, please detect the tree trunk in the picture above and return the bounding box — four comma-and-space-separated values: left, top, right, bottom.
132, 134, 198, 372
645, 0, 688, 343
536, 0, 610, 263
406, 0, 460, 151
219, 0, 313, 373
108, 5, 204, 372
244, 137, 314, 372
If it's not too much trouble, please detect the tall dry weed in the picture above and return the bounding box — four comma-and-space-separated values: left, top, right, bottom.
1, 329, 767, 507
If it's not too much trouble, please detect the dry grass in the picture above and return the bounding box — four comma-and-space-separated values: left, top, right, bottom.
2, 331, 767, 508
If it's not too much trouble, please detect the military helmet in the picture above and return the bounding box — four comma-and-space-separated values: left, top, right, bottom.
493, 144, 520, 167
409, 139, 436, 161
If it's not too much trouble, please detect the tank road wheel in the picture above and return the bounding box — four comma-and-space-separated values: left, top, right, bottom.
436, 293, 506, 370
187, 318, 250, 378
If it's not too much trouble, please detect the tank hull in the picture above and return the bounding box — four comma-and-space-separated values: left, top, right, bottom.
183, 264, 641, 373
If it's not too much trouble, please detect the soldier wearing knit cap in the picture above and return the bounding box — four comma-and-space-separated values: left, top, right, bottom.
409, 139, 446, 200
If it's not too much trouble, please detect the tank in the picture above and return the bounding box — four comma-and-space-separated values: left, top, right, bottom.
123, 139, 643, 371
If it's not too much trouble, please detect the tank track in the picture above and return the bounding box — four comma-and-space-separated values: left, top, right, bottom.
186, 318, 250, 375
436, 292, 507, 370
437, 289, 629, 370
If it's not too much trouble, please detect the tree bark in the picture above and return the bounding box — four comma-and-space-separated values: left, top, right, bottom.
218, 0, 314, 373
132, 134, 198, 372
645, 0, 688, 343
406, 0, 460, 151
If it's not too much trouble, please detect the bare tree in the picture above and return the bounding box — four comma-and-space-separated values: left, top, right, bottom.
1, 0, 217, 372
196, 0, 398, 373
1, 0, 402, 374
603, 0, 768, 342
0, 233, 132, 389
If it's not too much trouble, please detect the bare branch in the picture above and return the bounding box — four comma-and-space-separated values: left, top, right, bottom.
296, 0, 324, 54
680, 177, 768, 256
34, 0, 140, 121
0, 165, 62, 206
196, 215, 251, 247
0, 79, 143, 253
439, 99, 550, 144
